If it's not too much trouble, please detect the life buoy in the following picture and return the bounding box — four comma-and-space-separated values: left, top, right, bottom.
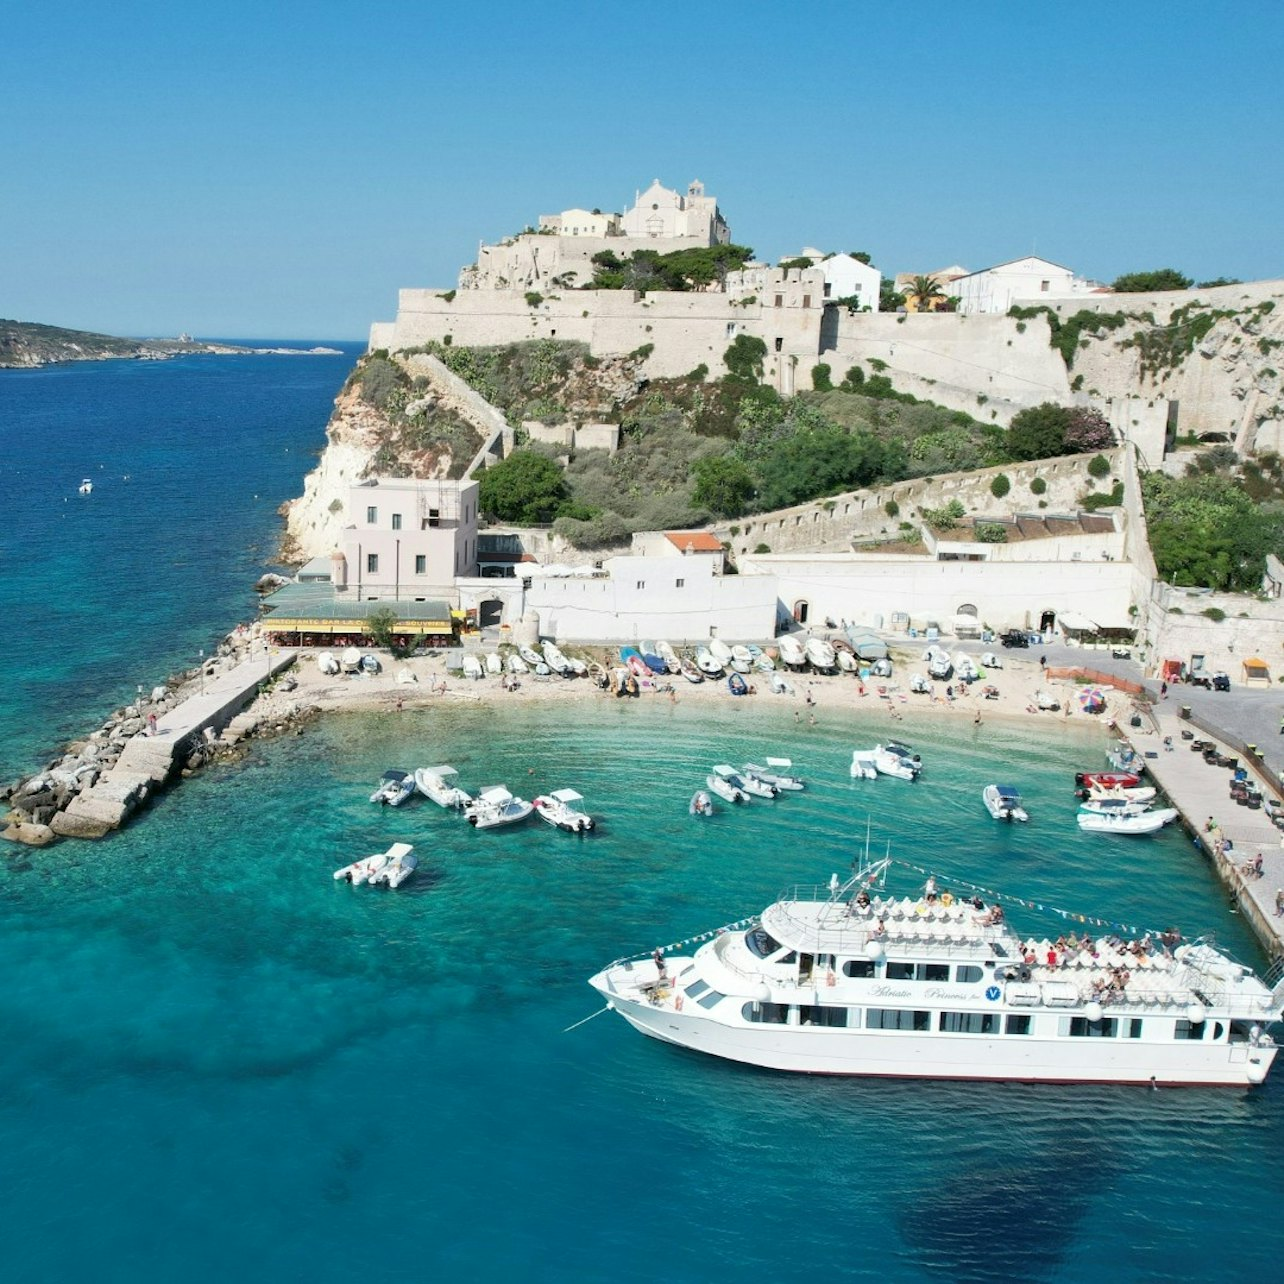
941, 893, 954, 908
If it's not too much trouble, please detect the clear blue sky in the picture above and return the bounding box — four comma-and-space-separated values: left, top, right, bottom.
3, 0, 1281, 339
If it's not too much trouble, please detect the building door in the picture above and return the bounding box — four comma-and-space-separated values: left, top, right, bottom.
1039, 610, 1056, 633
793, 600, 809, 624
479, 599, 503, 629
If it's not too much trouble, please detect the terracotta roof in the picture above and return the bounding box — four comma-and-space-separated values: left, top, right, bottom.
665, 531, 723, 553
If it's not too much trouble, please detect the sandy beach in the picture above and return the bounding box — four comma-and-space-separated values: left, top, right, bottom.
247, 635, 1139, 740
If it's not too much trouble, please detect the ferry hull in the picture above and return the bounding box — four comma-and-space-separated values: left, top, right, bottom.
598, 992, 1276, 1088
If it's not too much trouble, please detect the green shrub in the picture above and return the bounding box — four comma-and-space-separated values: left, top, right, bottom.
1087, 453, 1112, 478
688, 363, 709, 380
629, 342, 654, 360
724, 334, 767, 382
1029, 476, 1047, 495
990, 473, 1011, 498
923, 499, 966, 529
753, 543, 771, 554
525, 291, 544, 307
974, 522, 1009, 543
439, 290, 456, 303
358, 356, 404, 411
811, 363, 833, 391
884, 499, 900, 517
1081, 480, 1124, 511
1202, 607, 1226, 622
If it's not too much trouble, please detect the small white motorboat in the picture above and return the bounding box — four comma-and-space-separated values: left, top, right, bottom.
317, 651, 340, 676
680, 657, 704, 684
465, 785, 535, 829
925, 646, 953, 681
370, 769, 416, 807
533, 788, 596, 833
334, 842, 411, 886
414, 764, 471, 809
1077, 808, 1178, 835
954, 653, 978, 682
769, 673, 793, 695
755, 652, 776, 674
360, 653, 381, 675
689, 790, 714, 816
519, 645, 544, 668
568, 656, 588, 677
805, 637, 836, 672
870, 657, 893, 679
707, 765, 750, 803
395, 667, 418, 685
78, 478, 93, 495
836, 649, 858, 674
695, 646, 724, 677
778, 635, 807, 669
462, 654, 484, 680
341, 647, 363, 674
542, 642, 572, 676
709, 639, 734, 668
1080, 783, 1157, 804
744, 757, 805, 791
980, 652, 1003, 670
850, 750, 879, 780
873, 742, 922, 781
730, 644, 754, 674
908, 673, 930, 694
1079, 796, 1152, 818
485, 652, 503, 676
1035, 689, 1060, 711
507, 653, 529, 675
983, 784, 1029, 822
656, 641, 682, 674
369, 844, 418, 888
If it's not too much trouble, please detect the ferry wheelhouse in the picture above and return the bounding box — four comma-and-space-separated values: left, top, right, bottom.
589, 866, 1283, 1087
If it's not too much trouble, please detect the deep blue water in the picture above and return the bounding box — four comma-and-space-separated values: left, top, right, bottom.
2, 357, 1283, 1281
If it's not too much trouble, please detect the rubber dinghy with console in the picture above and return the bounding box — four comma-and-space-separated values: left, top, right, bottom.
714, 762, 775, 798
368, 844, 418, 888
414, 764, 472, 809
533, 788, 596, 833
873, 743, 921, 780
743, 758, 805, 791
370, 769, 416, 807
334, 842, 412, 886
465, 786, 535, 830
983, 784, 1029, 822
1077, 807, 1178, 835
706, 766, 750, 803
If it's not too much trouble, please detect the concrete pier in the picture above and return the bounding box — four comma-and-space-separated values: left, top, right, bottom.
53, 649, 295, 838
1118, 707, 1284, 962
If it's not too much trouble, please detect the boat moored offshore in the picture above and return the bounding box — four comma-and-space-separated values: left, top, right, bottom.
983, 784, 1029, 822
587, 861, 1283, 1086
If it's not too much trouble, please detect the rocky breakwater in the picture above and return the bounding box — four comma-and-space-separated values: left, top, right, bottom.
2, 630, 308, 847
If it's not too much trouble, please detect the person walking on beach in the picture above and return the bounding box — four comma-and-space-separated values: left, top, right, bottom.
1276, 889, 1284, 917
1160, 680, 1168, 699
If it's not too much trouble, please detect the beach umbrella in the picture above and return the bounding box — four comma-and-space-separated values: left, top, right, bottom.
1078, 688, 1106, 711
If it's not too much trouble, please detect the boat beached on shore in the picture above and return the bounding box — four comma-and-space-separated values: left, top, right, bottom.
589, 860, 1284, 1086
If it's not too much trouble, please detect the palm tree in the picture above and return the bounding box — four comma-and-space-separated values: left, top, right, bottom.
906, 274, 945, 312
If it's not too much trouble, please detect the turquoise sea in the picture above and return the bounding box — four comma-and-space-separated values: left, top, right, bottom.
2, 355, 1283, 1281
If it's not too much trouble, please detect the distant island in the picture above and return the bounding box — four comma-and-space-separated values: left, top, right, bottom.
0, 319, 342, 369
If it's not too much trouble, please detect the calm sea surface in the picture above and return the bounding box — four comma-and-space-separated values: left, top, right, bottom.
1, 355, 1282, 1281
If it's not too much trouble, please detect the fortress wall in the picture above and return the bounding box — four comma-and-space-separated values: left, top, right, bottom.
714, 452, 1122, 558
824, 312, 1072, 424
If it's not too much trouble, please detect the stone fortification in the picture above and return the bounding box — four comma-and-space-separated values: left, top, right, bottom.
714, 451, 1122, 559
1029, 279, 1284, 456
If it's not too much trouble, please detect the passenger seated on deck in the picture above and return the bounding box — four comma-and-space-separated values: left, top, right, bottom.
1046, 948, 1058, 968
854, 889, 871, 910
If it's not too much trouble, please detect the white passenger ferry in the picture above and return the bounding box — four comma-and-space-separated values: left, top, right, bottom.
588, 863, 1283, 1087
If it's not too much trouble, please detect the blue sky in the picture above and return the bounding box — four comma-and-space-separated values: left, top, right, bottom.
3, 0, 1280, 339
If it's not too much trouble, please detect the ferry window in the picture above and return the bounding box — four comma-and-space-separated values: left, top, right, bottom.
1213, 1022, 1224, 1041
886, 962, 914, 981
799, 1005, 848, 1028
695, 989, 725, 1010
1005, 1014, 1032, 1035
955, 965, 983, 983
742, 1001, 789, 1024
887, 962, 949, 982
924, 964, 949, 982
939, 1012, 997, 1034
842, 959, 875, 979
1174, 1019, 1206, 1041
866, 1008, 931, 1032
1126, 1019, 1143, 1039
684, 979, 709, 999
745, 927, 781, 958
778, 952, 798, 966
1069, 1017, 1118, 1038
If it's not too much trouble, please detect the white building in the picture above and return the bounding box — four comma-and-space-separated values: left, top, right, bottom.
953, 256, 1097, 315
335, 477, 479, 601
818, 253, 882, 312
537, 208, 621, 237
620, 179, 729, 244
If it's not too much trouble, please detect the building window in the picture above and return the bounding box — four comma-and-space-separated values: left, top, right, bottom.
427, 508, 440, 528
1040, 280, 1050, 291
415, 555, 426, 574
366, 553, 379, 574
675, 578, 685, 588
774, 337, 783, 352
802, 294, 811, 309
636, 581, 645, 590
392, 513, 402, 531
366, 506, 377, 524
726, 322, 737, 338
774, 294, 783, 307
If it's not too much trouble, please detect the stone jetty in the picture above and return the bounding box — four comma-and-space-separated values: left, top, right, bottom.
3, 642, 298, 845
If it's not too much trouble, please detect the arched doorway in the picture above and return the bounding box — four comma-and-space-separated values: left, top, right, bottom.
793, 600, 809, 625
479, 598, 504, 629
956, 603, 978, 619
1039, 610, 1056, 633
